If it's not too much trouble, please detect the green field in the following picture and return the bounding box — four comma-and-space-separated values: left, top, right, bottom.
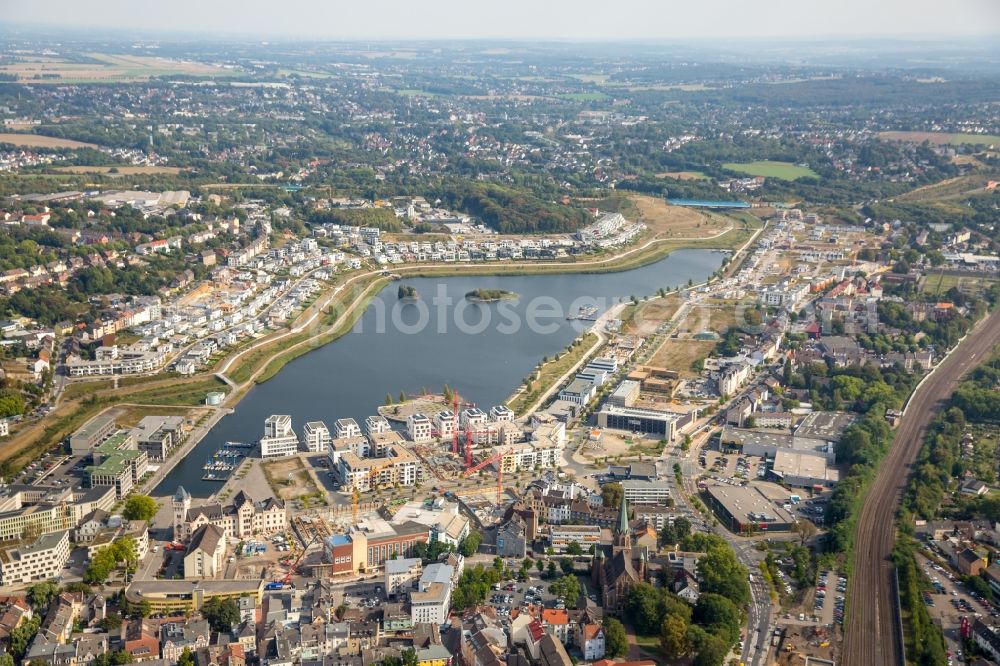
723, 160, 818, 181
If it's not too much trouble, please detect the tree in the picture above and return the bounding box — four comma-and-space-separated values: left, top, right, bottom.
122, 495, 158, 522
100, 613, 124, 631
601, 483, 623, 509
693, 593, 742, 645
536, 560, 545, 573
385, 393, 393, 405
459, 532, 481, 557
0, 653, 14, 666
26, 581, 59, 609
200, 597, 240, 632
660, 615, 690, 660
566, 541, 584, 556
10, 616, 41, 661
604, 618, 628, 658
546, 561, 557, 578
697, 546, 750, 607
550, 574, 582, 608
399, 391, 406, 403
177, 649, 195, 666
793, 519, 819, 546
401, 648, 418, 666
691, 633, 729, 666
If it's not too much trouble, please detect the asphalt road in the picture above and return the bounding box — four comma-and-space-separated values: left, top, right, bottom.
843, 309, 1000, 666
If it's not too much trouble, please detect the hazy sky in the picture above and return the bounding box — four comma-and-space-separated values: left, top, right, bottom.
2, 0, 999, 40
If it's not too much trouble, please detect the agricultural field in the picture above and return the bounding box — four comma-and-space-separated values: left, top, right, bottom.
879, 131, 1000, 146
0, 133, 97, 149
723, 160, 819, 181
0, 52, 232, 83
52, 165, 185, 175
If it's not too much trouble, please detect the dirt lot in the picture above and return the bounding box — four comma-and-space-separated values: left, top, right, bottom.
0, 133, 97, 149
261, 457, 324, 502
626, 294, 684, 335
648, 339, 716, 378
630, 194, 727, 239
378, 393, 452, 423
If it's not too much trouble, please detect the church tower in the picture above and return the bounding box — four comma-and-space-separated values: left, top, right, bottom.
613, 493, 632, 553
172, 486, 191, 540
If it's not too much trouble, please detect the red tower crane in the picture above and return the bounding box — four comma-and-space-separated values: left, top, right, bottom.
463, 448, 508, 506
451, 393, 459, 455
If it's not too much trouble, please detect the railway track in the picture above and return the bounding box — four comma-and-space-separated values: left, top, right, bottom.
843, 309, 1000, 666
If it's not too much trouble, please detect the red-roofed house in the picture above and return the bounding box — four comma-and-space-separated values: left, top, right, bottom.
542, 608, 570, 644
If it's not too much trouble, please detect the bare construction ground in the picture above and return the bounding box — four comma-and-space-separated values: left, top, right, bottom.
630, 194, 728, 239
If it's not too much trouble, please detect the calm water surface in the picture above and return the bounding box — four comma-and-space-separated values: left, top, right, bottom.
157, 249, 724, 496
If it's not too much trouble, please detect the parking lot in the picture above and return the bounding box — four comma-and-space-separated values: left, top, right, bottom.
917, 553, 991, 664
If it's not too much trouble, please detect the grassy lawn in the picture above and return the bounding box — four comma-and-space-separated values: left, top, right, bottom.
62, 379, 115, 400
128, 376, 228, 406
723, 160, 818, 180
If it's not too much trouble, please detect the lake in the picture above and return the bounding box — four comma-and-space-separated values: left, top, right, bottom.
156, 248, 724, 497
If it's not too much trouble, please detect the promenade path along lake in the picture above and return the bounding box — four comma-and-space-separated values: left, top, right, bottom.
156, 248, 723, 497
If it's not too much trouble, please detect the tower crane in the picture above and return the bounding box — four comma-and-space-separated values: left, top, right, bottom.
463, 448, 509, 506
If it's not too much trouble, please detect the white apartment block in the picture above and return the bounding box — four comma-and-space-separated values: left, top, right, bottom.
410, 582, 451, 625
302, 421, 331, 454
335, 418, 362, 439
490, 405, 514, 422
0, 530, 70, 584
460, 408, 488, 430
406, 414, 433, 443
434, 411, 456, 439
261, 414, 298, 458
365, 415, 391, 437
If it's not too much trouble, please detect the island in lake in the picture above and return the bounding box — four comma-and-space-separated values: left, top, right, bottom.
465, 288, 519, 302
397, 284, 420, 300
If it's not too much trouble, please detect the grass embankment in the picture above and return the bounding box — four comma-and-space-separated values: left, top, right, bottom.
126, 376, 229, 406
507, 332, 597, 415
226, 276, 389, 386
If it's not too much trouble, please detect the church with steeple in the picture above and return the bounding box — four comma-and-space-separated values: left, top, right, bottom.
591, 493, 647, 615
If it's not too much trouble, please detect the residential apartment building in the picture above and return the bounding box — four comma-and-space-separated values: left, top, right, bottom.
260, 414, 299, 458
302, 421, 331, 454
335, 418, 362, 439
339, 445, 419, 491
406, 414, 433, 443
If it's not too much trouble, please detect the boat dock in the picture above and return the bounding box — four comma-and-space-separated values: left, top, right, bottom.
201, 444, 248, 482
567, 305, 599, 321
